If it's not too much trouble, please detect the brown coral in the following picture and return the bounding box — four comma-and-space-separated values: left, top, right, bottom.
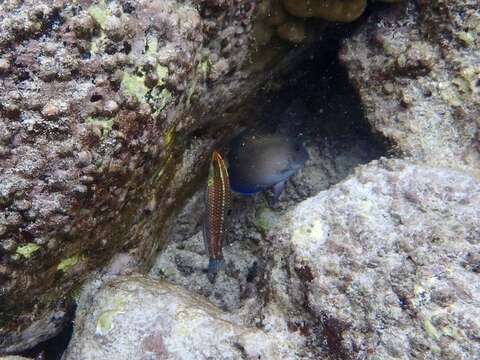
283, 0, 367, 22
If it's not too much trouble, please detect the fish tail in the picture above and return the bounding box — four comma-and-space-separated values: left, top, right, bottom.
207, 258, 225, 283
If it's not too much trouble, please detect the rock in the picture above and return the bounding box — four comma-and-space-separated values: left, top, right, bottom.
63, 275, 292, 360
283, 0, 367, 22
267, 159, 480, 359
0, 0, 281, 353
340, 0, 480, 177
0, 58, 11, 74
67, 159, 480, 359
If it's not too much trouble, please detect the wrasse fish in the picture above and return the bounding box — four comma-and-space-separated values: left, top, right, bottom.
203, 150, 231, 282
227, 131, 308, 202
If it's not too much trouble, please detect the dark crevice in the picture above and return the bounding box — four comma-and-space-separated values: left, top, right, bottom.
19, 307, 75, 360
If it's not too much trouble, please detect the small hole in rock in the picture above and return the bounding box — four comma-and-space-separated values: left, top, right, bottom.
122, 2, 135, 14
90, 94, 103, 102
122, 41, 132, 54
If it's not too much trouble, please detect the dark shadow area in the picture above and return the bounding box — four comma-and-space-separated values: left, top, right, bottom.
20, 315, 74, 360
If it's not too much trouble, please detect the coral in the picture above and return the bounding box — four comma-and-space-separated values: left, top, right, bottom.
283, 0, 367, 22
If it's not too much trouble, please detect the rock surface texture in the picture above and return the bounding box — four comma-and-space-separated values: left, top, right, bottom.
268, 160, 480, 359
63, 274, 298, 360
0, 0, 262, 353
340, 0, 480, 178
3, 0, 480, 357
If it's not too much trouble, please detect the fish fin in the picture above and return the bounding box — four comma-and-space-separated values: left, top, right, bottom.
207, 258, 225, 283
271, 180, 286, 204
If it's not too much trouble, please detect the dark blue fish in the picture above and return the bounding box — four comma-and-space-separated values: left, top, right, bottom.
228, 132, 308, 201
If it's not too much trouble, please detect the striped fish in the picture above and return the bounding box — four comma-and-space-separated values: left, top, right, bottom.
203, 150, 231, 282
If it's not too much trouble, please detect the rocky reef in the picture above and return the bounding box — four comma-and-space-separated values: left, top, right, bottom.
1, 0, 479, 358
65, 160, 480, 359
0, 0, 263, 353
340, 0, 480, 177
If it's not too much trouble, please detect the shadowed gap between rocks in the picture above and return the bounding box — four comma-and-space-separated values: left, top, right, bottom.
149, 34, 391, 312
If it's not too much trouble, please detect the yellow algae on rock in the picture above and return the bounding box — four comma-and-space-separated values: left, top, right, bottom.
16, 243, 40, 259
95, 298, 127, 336
57, 255, 83, 273
120, 72, 148, 101
283, 0, 367, 23
88, 0, 111, 29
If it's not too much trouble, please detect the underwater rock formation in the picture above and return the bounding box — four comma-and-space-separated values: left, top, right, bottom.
62, 274, 299, 360
67, 160, 480, 359
0, 0, 266, 353
2, 0, 479, 356
340, 0, 480, 177
267, 159, 480, 358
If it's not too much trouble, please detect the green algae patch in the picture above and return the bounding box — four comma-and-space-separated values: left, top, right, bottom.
145, 35, 159, 57
150, 87, 172, 113
88, 0, 111, 29
57, 255, 83, 272
86, 116, 114, 137
16, 243, 40, 259
456, 31, 475, 47
90, 33, 107, 55
121, 72, 148, 100
158, 88, 172, 109
95, 298, 127, 335
423, 318, 440, 340
164, 126, 176, 147
156, 65, 169, 86
254, 207, 278, 234
197, 59, 210, 81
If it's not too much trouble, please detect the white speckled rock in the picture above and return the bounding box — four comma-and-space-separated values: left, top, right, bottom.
63, 274, 295, 360
267, 159, 480, 359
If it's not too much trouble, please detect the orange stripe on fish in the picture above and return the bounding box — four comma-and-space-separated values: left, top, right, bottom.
203, 150, 231, 282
